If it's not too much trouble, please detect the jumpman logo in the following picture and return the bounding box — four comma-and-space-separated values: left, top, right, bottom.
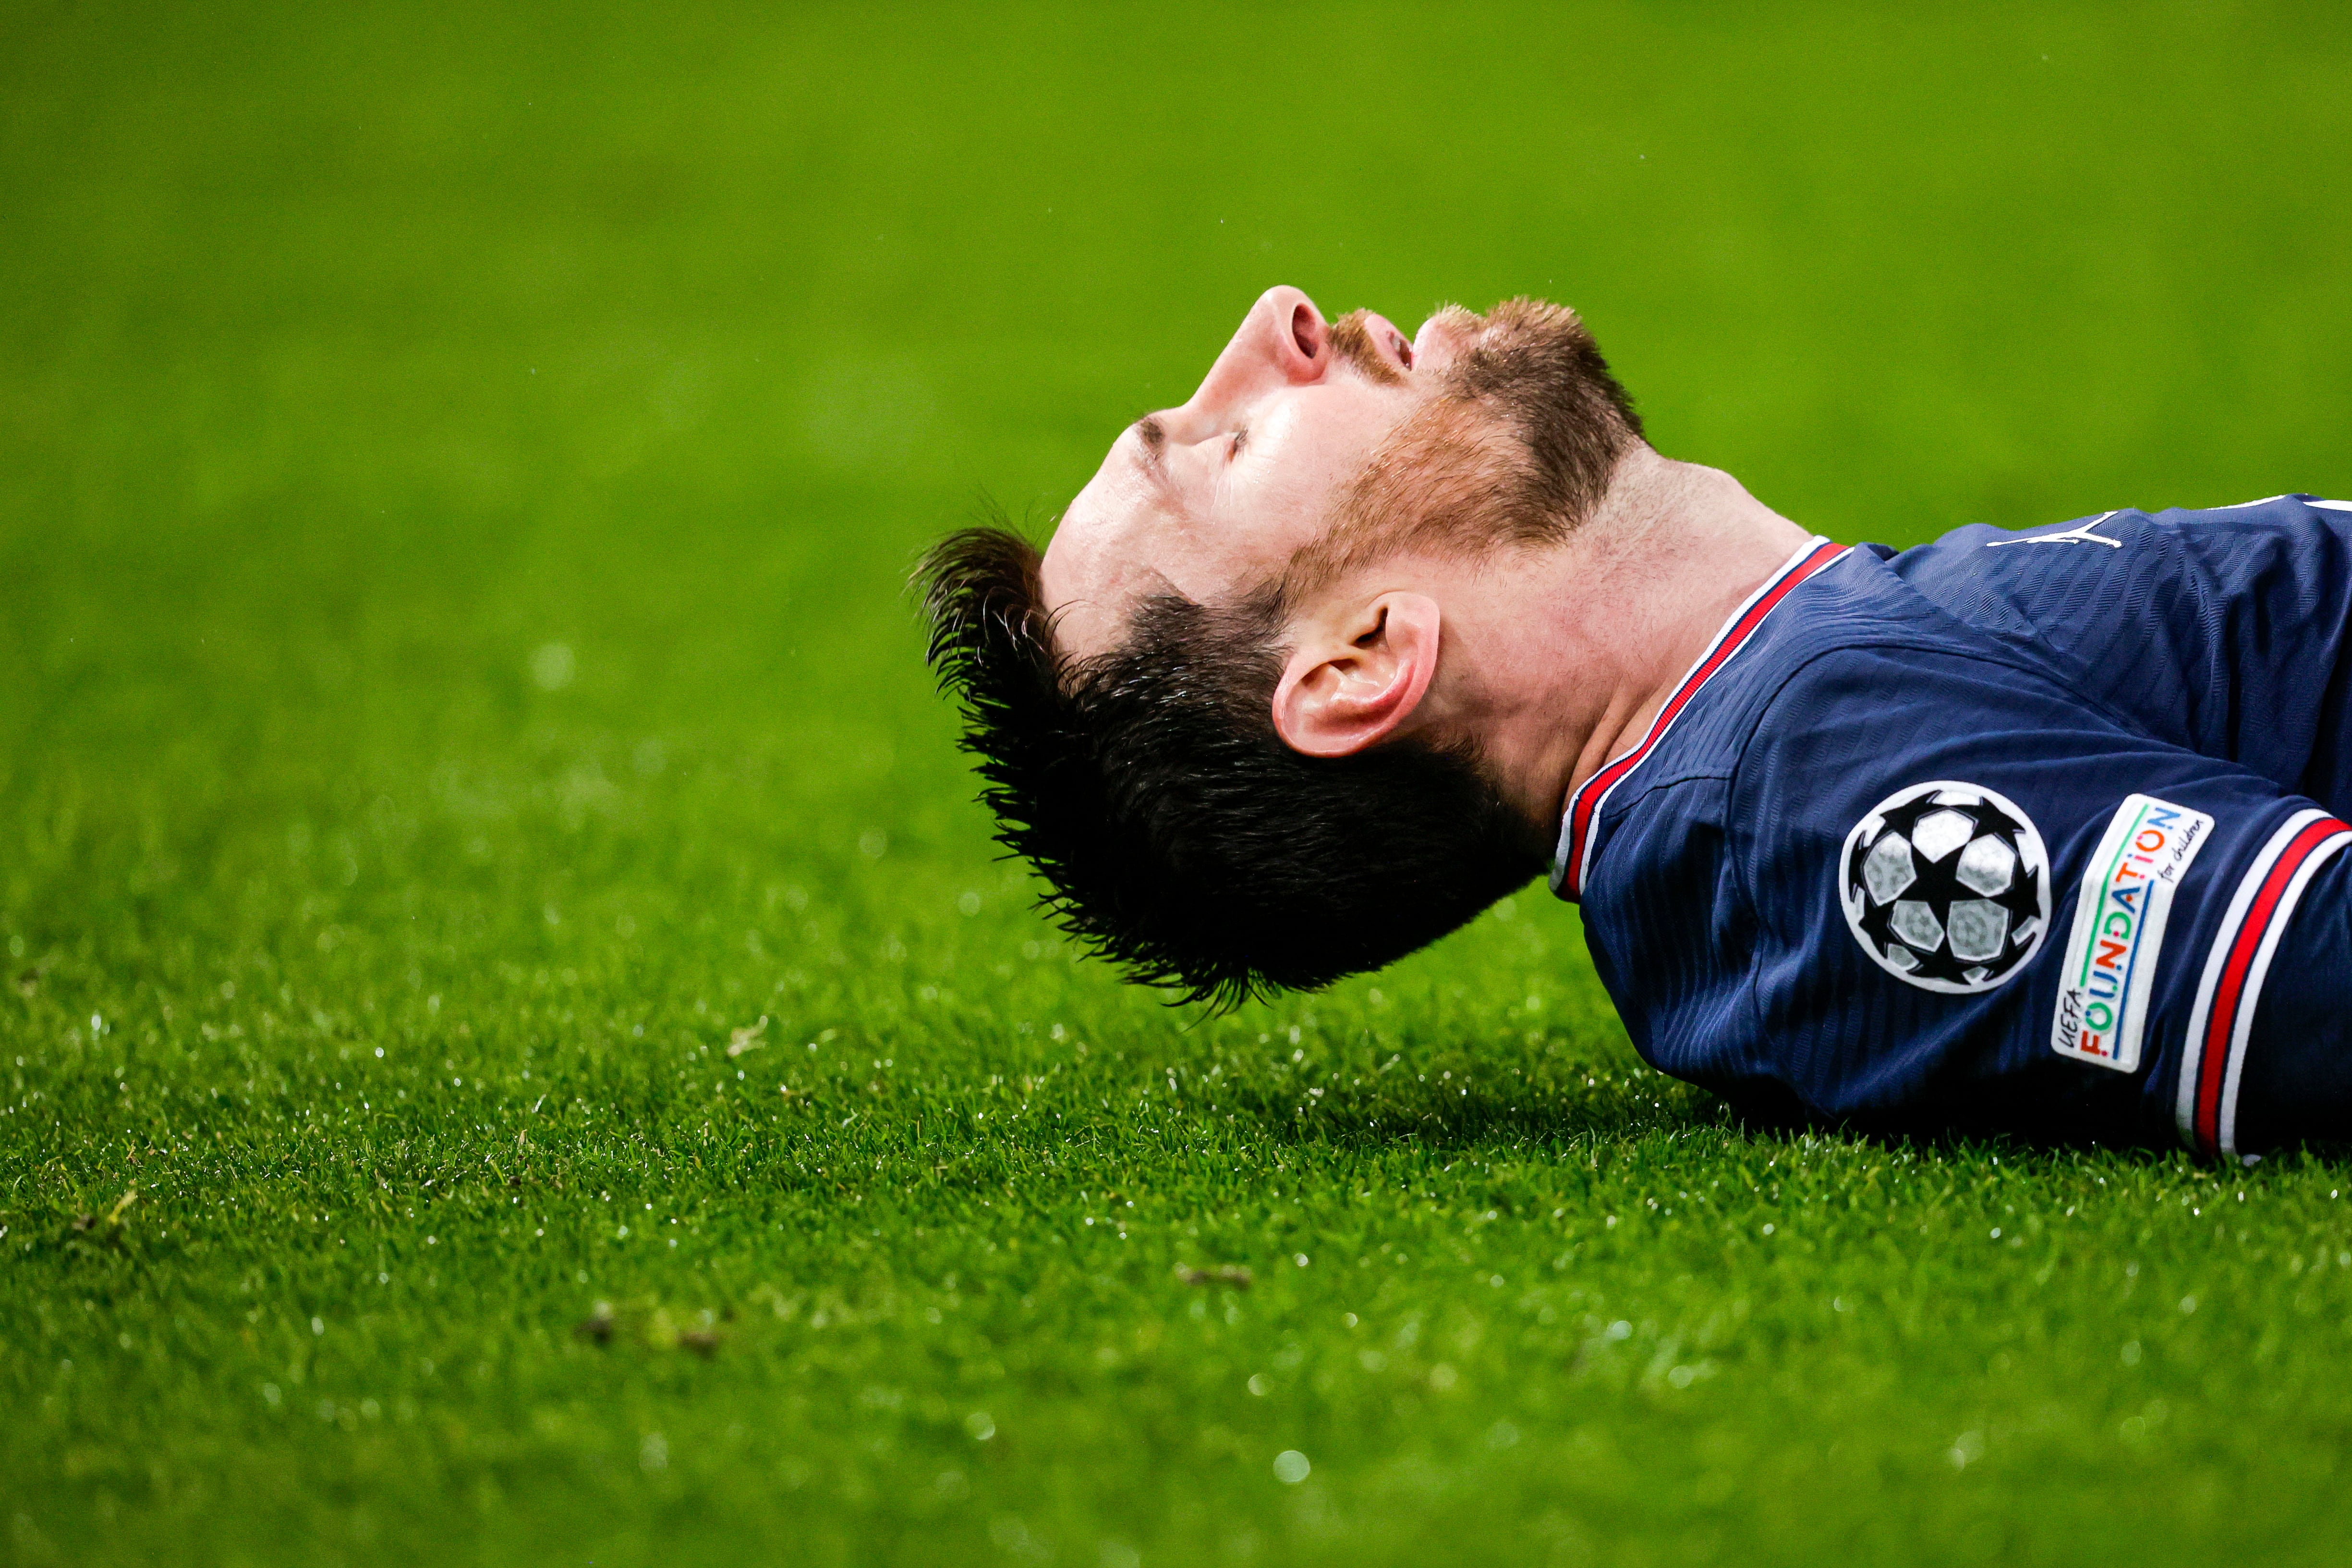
1986, 512, 2123, 549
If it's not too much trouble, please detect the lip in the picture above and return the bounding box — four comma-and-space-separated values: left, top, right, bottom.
1355, 310, 1413, 372
1409, 315, 1445, 367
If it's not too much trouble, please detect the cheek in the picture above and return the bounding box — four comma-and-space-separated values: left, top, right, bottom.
1296, 387, 1412, 485
1198, 492, 1322, 591
1227, 414, 1382, 549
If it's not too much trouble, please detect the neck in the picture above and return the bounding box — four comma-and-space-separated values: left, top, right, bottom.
1401, 448, 1815, 841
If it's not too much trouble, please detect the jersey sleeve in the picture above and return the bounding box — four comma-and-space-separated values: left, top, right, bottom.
2229, 846, 2352, 1151
1728, 641, 2350, 1153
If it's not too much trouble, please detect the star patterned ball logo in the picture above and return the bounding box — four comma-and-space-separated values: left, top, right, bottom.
1839, 781, 2050, 994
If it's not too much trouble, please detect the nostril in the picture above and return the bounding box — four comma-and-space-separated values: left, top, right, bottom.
1291, 304, 1319, 360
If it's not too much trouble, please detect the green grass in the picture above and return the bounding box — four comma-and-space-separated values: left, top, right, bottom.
8, 1, 2352, 1562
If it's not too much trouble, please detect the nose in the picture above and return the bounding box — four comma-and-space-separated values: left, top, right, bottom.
1184, 286, 1327, 417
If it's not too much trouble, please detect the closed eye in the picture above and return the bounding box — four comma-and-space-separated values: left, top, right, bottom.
1227, 426, 1248, 461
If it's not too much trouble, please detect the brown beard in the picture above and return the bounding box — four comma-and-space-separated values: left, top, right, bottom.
1287, 298, 1645, 594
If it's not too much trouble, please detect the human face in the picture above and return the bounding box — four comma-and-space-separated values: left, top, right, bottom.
1040, 287, 1472, 662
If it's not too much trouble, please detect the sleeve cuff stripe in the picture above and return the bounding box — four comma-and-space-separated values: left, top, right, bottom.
2177, 810, 2352, 1157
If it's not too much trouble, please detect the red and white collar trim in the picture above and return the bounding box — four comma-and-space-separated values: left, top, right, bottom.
1551, 536, 1848, 900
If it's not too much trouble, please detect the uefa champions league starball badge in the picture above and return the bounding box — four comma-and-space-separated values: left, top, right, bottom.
1839, 781, 2051, 994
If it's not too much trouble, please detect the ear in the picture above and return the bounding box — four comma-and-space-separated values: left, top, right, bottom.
1272, 592, 1442, 758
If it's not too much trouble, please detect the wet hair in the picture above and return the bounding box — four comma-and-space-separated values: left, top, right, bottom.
916, 298, 1642, 1006
916, 525, 1545, 1006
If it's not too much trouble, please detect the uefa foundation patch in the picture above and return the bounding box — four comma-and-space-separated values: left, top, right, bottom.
2052, 794, 2214, 1072
1841, 781, 2051, 993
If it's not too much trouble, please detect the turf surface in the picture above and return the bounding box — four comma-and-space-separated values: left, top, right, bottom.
7, 2, 2352, 1563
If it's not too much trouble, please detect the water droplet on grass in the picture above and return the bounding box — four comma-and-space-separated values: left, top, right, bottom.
530, 643, 575, 690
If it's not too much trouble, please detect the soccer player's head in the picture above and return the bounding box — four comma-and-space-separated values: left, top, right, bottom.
918, 288, 1646, 1004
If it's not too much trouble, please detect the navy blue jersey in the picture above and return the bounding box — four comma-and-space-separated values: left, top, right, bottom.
1550, 497, 2352, 1156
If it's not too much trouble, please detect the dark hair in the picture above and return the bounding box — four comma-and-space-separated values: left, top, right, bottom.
916, 524, 1545, 1006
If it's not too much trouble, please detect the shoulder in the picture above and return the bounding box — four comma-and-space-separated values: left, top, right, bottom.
1685, 543, 2046, 764
1730, 639, 2154, 856
1713, 557, 2111, 854
1892, 495, 2352, 613
1725, 634, 2281, 1000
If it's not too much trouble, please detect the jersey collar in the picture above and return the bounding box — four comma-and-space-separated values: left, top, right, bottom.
1551, 535, 1848, 901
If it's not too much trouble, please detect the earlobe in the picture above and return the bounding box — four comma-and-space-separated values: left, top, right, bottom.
1272, 593, 1442, 758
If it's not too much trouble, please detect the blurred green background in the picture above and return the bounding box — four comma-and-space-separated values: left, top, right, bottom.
7, 2, 2352, 1564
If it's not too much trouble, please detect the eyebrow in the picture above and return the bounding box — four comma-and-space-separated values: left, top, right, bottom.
1133, 414, 1165, 457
